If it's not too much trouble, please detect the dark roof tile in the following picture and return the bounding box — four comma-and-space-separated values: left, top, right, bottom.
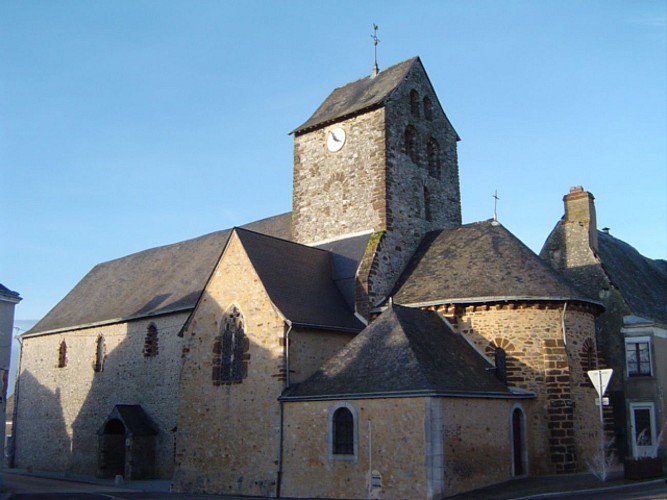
393, 220, 591, 306
292, 58, 418, 134
283, 304, 521, 400
28, 213, 292, 334
597, 231, 667, 324
235, 229, 364, 332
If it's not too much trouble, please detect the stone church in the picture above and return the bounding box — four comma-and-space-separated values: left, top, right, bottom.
15, 57, 604, 498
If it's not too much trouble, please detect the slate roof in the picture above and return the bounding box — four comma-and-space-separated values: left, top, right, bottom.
282, 304, 529, 401
0, 284, 21, 302
597, 230, 667, 324
292, 58, 419, 134
235, 229, 365, 333
392, 220, 595, 307
27, 213, 292, 335
315, 233, 372, 310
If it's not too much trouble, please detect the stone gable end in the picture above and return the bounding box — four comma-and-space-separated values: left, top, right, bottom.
173, 231, 287, 496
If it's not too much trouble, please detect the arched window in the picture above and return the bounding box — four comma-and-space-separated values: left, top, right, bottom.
332, 407, 354, 455
486, 338, 515, 384
423, 186, 432, 222
427, 137, 441, 178
511, 406, 527, 476
581, 338, 596, 372
495, 347, 507, 382
423, 96, 433, 121
410, 89, 420, 117
57, 340, 67, 368
212, 305, 249, 385
94, 335, 106, 373
404, 126, 418, 164
143, 323, 159, 357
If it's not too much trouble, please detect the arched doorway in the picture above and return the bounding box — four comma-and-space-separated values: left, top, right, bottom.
99, 418, 125, 478
97, 405, 159, 479
511, 407, 527, 476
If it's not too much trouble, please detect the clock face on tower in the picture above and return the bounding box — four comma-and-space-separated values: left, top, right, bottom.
326, 127, 346, 152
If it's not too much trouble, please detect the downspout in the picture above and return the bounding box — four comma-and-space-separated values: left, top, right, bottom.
561, 301, 568, 346
276, 320, 293, 498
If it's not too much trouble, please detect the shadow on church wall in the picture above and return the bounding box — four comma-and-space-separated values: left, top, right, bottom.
67, 312, 185, 479
173, 289, 285, 497
14, 370, 70, 471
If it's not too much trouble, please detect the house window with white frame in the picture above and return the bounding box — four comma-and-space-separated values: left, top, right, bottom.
625, 336, 652, 377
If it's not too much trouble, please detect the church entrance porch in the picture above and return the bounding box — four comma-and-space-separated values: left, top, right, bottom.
97, 405, 159, 480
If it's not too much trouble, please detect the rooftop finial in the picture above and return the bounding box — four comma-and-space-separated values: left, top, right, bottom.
371, 23, 380, 77
492, 190, 500, 224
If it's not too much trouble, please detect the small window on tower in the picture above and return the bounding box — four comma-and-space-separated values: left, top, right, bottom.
423, 186, 432, 222
423, 96, 433, 121
57, 340, 68, 368
410, 89, 420, 118
404, 126, 418, 164
427, 137, 441, 178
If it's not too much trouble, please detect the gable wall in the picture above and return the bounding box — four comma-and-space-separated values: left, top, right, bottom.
173, 233, 287, 496
15, 312, 187, 478
447, 303, 599, 474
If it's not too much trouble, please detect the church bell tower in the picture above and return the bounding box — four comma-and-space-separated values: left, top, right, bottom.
291, 57, 462, 312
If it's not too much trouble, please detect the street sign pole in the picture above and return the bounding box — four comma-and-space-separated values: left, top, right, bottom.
588, 368, 613, 481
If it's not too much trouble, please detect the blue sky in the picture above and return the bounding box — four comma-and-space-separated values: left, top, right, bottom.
2, 1, 666, 323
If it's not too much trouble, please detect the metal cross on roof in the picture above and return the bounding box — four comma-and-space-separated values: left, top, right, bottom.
371, 23, 380, 76
493, 190, 500, 222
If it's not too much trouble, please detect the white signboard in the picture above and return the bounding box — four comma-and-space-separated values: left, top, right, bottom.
587, 369, 613, 398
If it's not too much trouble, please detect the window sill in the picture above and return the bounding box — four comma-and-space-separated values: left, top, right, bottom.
330, 453, 357, 463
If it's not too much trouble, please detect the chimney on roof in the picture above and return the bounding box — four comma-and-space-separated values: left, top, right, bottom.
563, 186, 598, 252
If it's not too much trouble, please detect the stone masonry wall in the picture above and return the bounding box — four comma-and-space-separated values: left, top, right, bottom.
442, 398, 526, 496
288, 329, 355, 384
292, 61, 462, 312
292, 108, 387, 245
15, 312, 187, 478
445, 303, 599, 474
281, 397, 428, 499
281, 396, 522, 499
541, 188, 628, 457
368, 62, 461, 307
173, 233, 287, 496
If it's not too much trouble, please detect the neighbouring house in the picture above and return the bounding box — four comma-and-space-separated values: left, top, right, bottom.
16, 58, 605, 498
0, 284, 21, 466
541, 186, 667, 461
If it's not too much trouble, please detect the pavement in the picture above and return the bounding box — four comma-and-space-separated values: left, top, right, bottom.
449, 469, 666, 499
0, 467, 665, 499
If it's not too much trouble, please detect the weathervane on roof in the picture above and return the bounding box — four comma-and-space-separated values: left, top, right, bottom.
492, 190, 500, 224
371, 23, 380, 77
